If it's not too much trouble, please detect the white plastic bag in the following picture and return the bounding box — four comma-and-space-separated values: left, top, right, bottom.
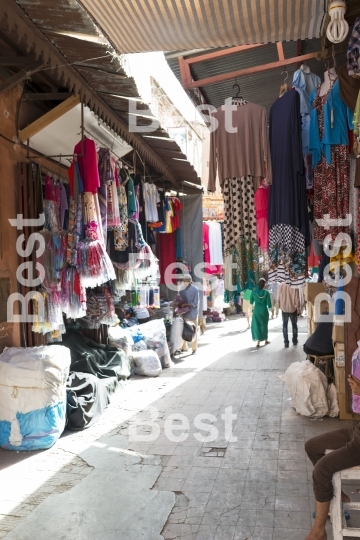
327, 383, 339, 418
0, 345, 70, 450
170, 317, 184, 353
131, 350, 162, 377
108, 326, 134, 356
135, 319, 172, 368
132, 340, 147, 352
280, 360, 329, 418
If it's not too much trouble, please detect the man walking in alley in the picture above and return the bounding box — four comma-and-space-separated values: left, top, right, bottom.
179, 274, 199, 355
277, 282, 300, 348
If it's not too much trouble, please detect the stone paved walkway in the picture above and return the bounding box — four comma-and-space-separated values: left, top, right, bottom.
0, 315, 358, 540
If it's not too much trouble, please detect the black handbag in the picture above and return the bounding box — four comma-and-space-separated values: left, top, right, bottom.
182, 318, 196, 342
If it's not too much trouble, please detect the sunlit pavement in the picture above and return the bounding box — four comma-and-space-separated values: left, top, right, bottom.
0, 315, 357, 539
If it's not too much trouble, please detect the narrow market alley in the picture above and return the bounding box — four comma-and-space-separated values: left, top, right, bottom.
0, 316, 356, 540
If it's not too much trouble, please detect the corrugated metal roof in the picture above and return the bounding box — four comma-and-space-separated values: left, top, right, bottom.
79, 0, 326, 52
166, 38, 349, 113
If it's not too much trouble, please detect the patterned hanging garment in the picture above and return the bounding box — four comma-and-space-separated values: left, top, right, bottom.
222, 176, 259, 299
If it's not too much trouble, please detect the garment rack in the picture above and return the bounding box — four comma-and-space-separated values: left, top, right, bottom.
39, 164, 69, 183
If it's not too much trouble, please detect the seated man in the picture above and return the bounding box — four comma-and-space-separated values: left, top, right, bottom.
303, 314, 334, 358
304, 374, 360, 540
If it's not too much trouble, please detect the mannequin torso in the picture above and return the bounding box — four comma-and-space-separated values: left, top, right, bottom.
319, 68, 337, 96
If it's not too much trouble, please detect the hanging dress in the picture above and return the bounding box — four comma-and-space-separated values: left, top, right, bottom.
312, 84, 350, 242
254, 183, 269, 250
268, 90, 309, 287
208, 102, 272, 298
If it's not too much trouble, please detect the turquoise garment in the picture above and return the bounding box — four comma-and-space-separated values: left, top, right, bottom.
309, 80, 353, 167
127, 176, 137, 215
250, 287, 272, 341
243, 289, 252, 301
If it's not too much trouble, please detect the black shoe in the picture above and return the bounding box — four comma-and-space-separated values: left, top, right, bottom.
284, 344, 289, 348
293, 341, 298, 346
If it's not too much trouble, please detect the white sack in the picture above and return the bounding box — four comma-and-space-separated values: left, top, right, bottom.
108, 326, 134, 356
327, 383, 339, 418
131, 350, 162, 377
133, 319, 172, 368
280, 360, 329, 418
170, 317, 184, 353
0, 345, 70, 450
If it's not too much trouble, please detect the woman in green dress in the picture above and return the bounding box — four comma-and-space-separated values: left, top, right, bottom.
250, 278, 272, 348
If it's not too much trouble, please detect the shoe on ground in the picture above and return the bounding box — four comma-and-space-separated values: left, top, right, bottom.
192, 350, 197, 355
293, 341, 298, 346
284, 344, 289, 348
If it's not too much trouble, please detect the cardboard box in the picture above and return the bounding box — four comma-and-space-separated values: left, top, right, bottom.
332, 323, 345, 344
305, 282, 327, 304
334, 363, 345, 395
309, 319, 317, 336
307, 297, 330, 322
338, 393, 360, 421
334, 343, 345, 365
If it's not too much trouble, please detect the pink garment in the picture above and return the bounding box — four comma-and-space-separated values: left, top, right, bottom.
254, 184, 269, 250
45, 175, 60, 205
203, 222, 222, 275
74, 138, 100, 194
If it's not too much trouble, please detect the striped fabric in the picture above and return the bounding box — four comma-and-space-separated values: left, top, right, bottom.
81, 0, 325, 52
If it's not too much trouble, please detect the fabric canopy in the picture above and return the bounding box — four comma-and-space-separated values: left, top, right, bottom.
81, 0, 326, 52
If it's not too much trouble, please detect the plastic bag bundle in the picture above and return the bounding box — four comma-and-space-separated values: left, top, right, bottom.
138, 319, 172, 368
108, 326, 134, 356
0, 345, 70, 450
131, 350, 162, 377
280, 360, 329, 418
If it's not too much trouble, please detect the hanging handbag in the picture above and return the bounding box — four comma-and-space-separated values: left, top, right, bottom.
182, 318, 196, 342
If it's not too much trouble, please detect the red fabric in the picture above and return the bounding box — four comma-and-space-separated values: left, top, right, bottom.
73, 138, 100, 193
158, 232, 176, 285
308, 241, 321, 269
254, 184, 269, 250
203, 222, 222, 275
73, 270, 81, 296
170, 198, 183, 230
348, 129, 354, 152
67, 162, 74, 197
44, 174, 60, 205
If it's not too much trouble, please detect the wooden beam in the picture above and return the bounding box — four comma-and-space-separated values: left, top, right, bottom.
178, 56, 193, 88
186, 50, 328, 89
19, 94, 80, 142
0, 55, 29, 66
0, 63, 42, 94
296, 39, 302, 69
276, 42, 285, 61
23, 92, 74, 101
73, 63, 127, 78
185, 43, 264, 64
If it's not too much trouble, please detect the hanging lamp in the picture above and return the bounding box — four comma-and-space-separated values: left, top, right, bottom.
326, 0, 349, 43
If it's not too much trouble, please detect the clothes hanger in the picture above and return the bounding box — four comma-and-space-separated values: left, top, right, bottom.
232, 79, 247, 105
225, 78, 248, 106
300, 62, 311, 74
279, 70, 289, 97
